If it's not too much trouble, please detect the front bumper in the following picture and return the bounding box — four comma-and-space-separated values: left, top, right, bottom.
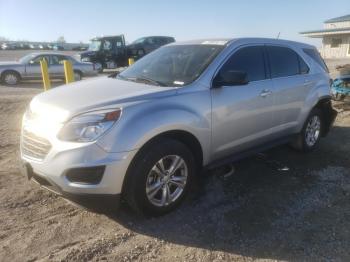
20, 137, 138, 196
20, 162, 121, 208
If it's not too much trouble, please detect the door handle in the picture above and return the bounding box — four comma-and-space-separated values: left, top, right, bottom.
260, 89, 272, 97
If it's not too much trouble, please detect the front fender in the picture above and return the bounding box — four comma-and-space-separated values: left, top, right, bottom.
97, 92, 212, 164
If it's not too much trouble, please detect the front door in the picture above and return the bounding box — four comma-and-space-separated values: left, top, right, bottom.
25, 55, 50, 79
211, 45, 275, 160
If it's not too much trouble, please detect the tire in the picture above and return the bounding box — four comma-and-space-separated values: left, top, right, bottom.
291, 108, 323, 152
124, 138, 196, 216
1, 71, 20, 85
73, 71, 82, 81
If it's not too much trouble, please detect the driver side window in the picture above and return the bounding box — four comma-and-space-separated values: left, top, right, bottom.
103, 40, 112, 51
31, 55, 50, 65
220, 46, 266, 82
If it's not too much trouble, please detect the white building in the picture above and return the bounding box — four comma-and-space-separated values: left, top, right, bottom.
300, 14, 350, 59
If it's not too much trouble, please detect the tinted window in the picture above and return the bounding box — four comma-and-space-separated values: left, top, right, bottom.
50, 55, 66, 65
303, 48, 329, 73
102, 40, 112, 50
298, 56, 309, 74
220, 46, 266, 82
267, 46, 300, 78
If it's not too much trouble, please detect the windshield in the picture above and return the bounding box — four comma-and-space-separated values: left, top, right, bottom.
132, 37, 146, 44
19, 54, 37, 63
117, 44, 224, 87
88, 40, 102, 51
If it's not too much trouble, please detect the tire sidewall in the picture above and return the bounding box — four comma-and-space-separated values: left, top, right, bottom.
126, 139, 196, 216
301, 109, 323, 151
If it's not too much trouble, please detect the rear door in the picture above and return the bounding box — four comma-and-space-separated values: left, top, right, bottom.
211, 45, 275, 160
48, 55, 66, 78
266, 45, 310, 135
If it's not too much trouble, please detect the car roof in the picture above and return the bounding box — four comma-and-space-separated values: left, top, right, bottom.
29, 52, 71, 57
169, 37, 315, 49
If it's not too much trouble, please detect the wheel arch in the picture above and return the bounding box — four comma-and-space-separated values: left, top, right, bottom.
73, 69, 83, 77
313, 96, 337, 136
121, 129, 204, 196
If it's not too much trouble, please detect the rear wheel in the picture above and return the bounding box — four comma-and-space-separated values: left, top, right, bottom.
291, 108, 323, 152
124, 138, 196, 216
73, 71, 82, 81
2, 71, 20, 85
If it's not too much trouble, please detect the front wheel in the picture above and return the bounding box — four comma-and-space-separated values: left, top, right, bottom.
2, 71, 20, 85
124, 139, 196, 216
291, 108, 323, 152
74, 71, 82, 81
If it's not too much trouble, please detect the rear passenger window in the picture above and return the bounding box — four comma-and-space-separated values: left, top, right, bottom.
220, 46, 266, 82
267, 46, 300, 78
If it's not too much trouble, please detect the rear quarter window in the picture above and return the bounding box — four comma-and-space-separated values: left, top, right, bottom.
303, 48, 329, 73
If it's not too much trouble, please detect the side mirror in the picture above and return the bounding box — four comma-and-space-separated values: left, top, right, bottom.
213, 70, 249, 88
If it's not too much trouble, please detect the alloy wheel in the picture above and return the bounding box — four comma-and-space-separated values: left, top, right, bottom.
305, 115, 321, 147
146, 155, 188, 207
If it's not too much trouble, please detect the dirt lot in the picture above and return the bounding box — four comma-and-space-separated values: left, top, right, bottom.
1, 52, 350, 261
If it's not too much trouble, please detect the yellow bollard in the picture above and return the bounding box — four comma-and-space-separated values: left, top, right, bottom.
128, 58, 134, 66
63, 60, 75, 84
40, 59, 51, 91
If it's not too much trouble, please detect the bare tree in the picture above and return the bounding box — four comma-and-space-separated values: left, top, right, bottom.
57, 36, 66, 43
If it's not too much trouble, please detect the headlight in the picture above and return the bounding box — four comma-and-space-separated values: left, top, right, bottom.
57, 109, 121, 142
81, 57, 90, 62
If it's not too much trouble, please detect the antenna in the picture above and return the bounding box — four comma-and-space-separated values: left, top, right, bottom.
277, 32, 281, 39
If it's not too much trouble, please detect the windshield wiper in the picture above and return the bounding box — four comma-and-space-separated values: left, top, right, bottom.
116, 74, 167, 87
134, 76, 168, 87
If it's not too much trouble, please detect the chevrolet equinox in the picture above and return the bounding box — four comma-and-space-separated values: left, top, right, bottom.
20, 38, 337, 215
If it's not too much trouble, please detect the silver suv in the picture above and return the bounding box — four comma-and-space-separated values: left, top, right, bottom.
20, 38, 337, 215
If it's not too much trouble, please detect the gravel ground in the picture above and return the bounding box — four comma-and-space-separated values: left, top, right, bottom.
1, 51, 350, 261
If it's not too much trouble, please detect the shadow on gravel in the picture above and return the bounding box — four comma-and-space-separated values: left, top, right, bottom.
69, 125, 350, 261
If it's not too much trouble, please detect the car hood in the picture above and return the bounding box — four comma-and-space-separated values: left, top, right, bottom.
80, 50, 97, 57
29, 76, 177, 122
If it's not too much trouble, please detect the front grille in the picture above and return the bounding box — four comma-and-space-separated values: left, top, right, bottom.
21, 130, 52, 161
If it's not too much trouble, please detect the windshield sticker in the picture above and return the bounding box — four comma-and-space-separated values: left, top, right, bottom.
201, 40, 228, 45
174, 81, 185, 85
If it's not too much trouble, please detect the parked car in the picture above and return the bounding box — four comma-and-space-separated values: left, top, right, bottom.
331, 75, 350, 101
127, 36, 175, 58
1, 42, 18, 50
20, 38, 337, 216
53, 45, 64, 51
0, 52, 99, 85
